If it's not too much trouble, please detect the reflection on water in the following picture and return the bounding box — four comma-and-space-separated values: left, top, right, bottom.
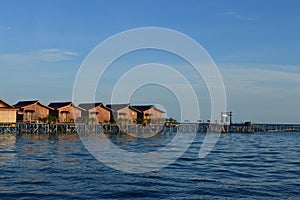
0, 132, 299, 199
111, 132, 168, 148
0, 135, 17, 165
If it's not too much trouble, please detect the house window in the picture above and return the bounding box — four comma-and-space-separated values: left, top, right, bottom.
119, 113, 127, 118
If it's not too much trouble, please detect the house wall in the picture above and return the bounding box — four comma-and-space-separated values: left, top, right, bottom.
143, 108, 163, 119
22, 104, 50, 122
89, 107, 110, 123
57, 106, 82, 123
116, 107, 137, 122
0, 110, 17, 123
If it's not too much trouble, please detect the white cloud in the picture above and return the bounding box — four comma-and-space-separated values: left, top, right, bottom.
34, 49, 79, 62
0, 48, 79, 67
222, 11, 256, 21
219, 63, 300, 99
220, 63, 300, 85
217, 63, 300, 123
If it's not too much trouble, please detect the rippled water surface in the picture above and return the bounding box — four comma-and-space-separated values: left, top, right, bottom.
0, 132, 299, 199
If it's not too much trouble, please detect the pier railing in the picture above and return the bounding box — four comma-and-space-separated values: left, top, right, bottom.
0, 123, 300, 135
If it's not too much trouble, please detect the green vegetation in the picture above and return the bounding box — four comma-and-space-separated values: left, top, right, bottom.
116, 118, 131, 124
75, 116, 88, 123
165, 117, 178, 124
136, 118, 152, 125
136, 118, 144, 124
42, 115, 59, 124
89, 117, 97, 124
149, 118, 165, 124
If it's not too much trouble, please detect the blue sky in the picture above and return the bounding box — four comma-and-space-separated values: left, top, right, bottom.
0, 0, 300, 123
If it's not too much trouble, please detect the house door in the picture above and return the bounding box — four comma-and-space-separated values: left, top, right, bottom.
61, 111, 70, 123
25, 111, 34, 123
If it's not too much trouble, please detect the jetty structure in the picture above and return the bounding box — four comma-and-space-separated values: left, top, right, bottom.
1, 99, 300, 135
1, 122, 300, 135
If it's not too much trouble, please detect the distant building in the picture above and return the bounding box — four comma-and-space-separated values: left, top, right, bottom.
14, 100, 52, 123
48, 102, 85, 123
132, 105, 165, 120
106, 103, 141, 123
0, 100, 18, 124
78, 102, 112, 123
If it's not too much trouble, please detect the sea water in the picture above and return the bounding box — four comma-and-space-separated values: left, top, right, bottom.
0, 132, 299, 199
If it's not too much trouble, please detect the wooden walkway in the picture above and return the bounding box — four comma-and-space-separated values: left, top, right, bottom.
0, 123, 300, 135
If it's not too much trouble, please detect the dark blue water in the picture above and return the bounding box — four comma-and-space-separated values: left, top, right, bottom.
0, 132, 299, 199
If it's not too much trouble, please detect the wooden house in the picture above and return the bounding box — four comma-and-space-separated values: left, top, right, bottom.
78, 102, 112, 123
48, 102, 85, 123
14, 100, 52, 123
106, 103, 141, 123
0, 100, 18, 124
132, 105, 165, 121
